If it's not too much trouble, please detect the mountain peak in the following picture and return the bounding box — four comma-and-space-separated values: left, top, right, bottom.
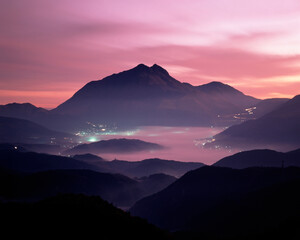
130, 63, 170, 76
197, 81, 242, 94
150, 64, 170, 76
53, 64, 260, 126
133, 63, 149, 70
4, 102, 37, 108
90, 63, 181, 90
0, 102, 48, 114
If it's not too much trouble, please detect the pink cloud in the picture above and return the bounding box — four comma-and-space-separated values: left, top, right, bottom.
1, 0, 300, 107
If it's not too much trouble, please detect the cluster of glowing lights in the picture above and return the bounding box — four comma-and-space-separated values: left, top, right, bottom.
75, 127, 139, 144
87, 137, 98, 142
245, 107, 257, 115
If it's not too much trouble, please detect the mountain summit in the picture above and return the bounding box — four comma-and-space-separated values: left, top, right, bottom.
197, 81, 242, 94
52, 64, 259, 127
61, 64, 191, 102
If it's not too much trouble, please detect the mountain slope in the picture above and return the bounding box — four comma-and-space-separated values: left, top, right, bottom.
52, 64, 259, 127
183, 179, 300, 239
130, 166, 300, 231
213, 148, 300, 169
0, 116, 74, 144
248, 97, 289, 118
210, 94, 300, 150
197, 81, 258, 111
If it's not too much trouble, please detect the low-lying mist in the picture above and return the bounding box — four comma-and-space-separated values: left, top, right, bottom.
81, 126, 238, 165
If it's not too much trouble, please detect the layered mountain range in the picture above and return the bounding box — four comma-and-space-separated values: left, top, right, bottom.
0, 63, 298, 151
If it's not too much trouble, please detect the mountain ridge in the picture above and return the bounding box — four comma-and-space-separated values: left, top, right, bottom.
0, 64, 261, 130
51, 64, 259, 127
213, 148, 300, 169
209, 94, 300, 150
0, 116, 74, 144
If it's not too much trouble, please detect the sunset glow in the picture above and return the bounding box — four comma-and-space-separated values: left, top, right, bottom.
1, 0, 300, 108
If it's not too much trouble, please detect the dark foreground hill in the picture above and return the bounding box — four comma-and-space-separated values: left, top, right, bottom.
174, 179, 300, 240
0, 149, 99, 172
0, 194, 170, 240
0, 169, 140, 207
0, 166, 176, 207
213, 148, 300, 169
130, 166, 300, 234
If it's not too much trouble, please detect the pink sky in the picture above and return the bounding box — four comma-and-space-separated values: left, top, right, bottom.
1, 0, 300, 108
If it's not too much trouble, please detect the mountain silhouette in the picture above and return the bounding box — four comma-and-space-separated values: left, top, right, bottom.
0, 149, 99, 173
72, 153, 105, 162
0, 102, 48, 118
52, 64, 259, 127
0, 116, 74, 144
0, 168, 138, 206
64, 138, 165, 155
0, 167, 176, 207
137, 173, 177, 196
0, 146, 204, 178
95, 158, 205, 178
209, 94, 300, 150
0, 103, 89, 132
213, 148, 300, 169
1, 194, 170, 240
197, 81, 257, 108
197, 81, 241, 94
130, 166, 300, 231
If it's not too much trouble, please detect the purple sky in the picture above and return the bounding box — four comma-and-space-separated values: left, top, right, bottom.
1, 0, 300, 108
